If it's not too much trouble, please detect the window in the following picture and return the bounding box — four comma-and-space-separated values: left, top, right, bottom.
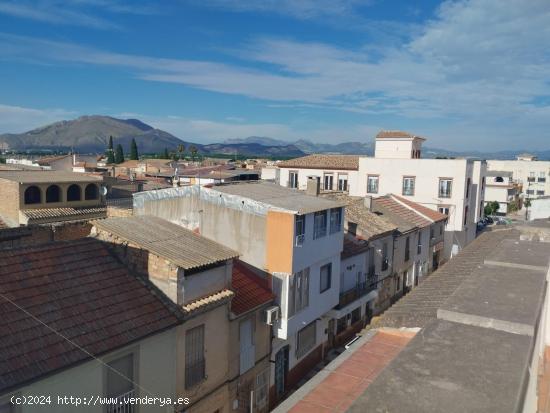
382, 242, 389, 271
396, 275, 401, 291
439, 179, 452, 198
106, 353, 134, 401
466, 178, 471, 198
537, 190, 545, 196
482, 177, 486, 192
338, 174, 348, 191
430, 227, 434, 239
329, 208, 342, 234
337, 316, 347, 334
348, 222, 358, 236
526, 189, 535, 195
463, 206, 469, 226
185, 325, 205, 388
323, 174, 334, 190
320, 263, 332, 293
24, 185, 41, 204
296, 321, 316, 358
85, 183, 98, 200
402, 177, 415, 196
438, 206, 450, 215
295, 215, 305, 246
255, 369, 269, 409
46, 185, 61, 203
67, 184, 81, 201
440, 224, 443, 235
351, 307, 361, 324
528, 172, 536, 182
313, 210, 327, 239
495, 176, 504, 183
417, 233, 422, 254
288, 268, 310, 316
539, 172, 546, 183
367, 175, 379, 194
405, 236, 410, 262
289, 171, 298, 189
239, 319, 255, 374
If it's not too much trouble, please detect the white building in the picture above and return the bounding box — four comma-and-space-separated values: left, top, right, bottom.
484, 171, 521, 215
487, 155, 550, 200
275, 131, 485, 259
132, 181, 346, 405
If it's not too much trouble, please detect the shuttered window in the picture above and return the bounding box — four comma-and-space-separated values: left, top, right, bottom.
185, 325, 205, 388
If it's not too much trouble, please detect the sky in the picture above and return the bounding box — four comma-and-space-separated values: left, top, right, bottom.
0, 0, 549, 151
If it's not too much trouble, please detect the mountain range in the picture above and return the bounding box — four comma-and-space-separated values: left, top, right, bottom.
1, 115, 548, 160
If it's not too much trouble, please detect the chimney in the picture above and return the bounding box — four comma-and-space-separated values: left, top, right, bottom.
306, 177, 320, 196
364, 196, 372, 210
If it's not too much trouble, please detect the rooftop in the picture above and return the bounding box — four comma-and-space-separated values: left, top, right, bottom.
0, 238, 182, 393
213, 181, 346, 214
277, 154, 360, 170
486, 170, 514, 177
0, 170, 103, 183
372, 194, 446, 231
22, 206, 107, 225
92, 215, 239, 270
341, 235, 370, 259
231, 260, 274, 316
375, 130, 426, 141
321, 193, 396, 240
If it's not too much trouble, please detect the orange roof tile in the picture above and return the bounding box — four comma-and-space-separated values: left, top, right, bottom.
231, 261, 274, 316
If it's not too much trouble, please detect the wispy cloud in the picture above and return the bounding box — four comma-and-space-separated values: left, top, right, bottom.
0, 0, 158, 29
0, 104, 77, 133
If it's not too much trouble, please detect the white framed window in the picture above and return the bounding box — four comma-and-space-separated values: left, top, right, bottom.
323, 174, 334, 190
295, 215, 305, 246
537, 190, 545, 196
289, 171, 298, 189
527, 189, 535, 195
329, 208, 342, 234
106, 353, 135, 411
338, 174, 348, 191
439, 179, 452, 198
313, 210, 327, 239
367, 175, 379, 194
288, 268, 310, 316
296, 321, 316, 358
185, 325, 205, 389
320, 263, 332, 293
402, 177, 415, 196
438, 206, 450, 215
255, 369, 269, 409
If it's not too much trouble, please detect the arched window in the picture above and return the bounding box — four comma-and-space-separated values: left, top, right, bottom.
67, 184, 81, 202
495, 176, 504, 183
45, 185, 61, 203
85, 183, 98, 200
24, 186, 41, 204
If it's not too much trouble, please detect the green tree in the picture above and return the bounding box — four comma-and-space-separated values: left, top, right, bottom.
189, 145, 198, 162
106, 135, 115, 164
177, 144, 185, 160
163, 148, 169, 159
130, 138, 139, 160
115, 144, 125, 164
484, 200, 500, 216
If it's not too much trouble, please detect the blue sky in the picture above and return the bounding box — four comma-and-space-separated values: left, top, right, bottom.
0, 0, 549, 150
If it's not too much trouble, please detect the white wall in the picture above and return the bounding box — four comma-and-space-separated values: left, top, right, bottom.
278, 167, 360, 194
488, 159, 550, 199
529, 198, 550, 221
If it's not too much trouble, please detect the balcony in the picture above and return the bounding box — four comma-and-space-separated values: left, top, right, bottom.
336, 278, 377, 310
381, 258, 389, 272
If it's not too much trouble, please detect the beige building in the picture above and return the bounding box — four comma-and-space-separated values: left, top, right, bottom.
484, 170, 521, 214
0, 237, 185, 413
0, 170, 106, 227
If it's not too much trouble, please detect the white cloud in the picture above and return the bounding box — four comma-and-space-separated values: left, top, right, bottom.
0, 104, 77, 133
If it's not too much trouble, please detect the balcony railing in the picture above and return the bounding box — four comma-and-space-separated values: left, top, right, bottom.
336, 279, 377, 309
106, 389, 136, 413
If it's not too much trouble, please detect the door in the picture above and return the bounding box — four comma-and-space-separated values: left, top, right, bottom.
327, 319, 335, 349
239, 319, 255, 374
275, 346, 289, 398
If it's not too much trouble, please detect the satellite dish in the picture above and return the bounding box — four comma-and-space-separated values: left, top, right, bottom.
101, 186, 108, 196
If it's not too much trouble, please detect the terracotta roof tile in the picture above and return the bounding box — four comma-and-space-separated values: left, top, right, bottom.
373, 195, 446, 230
231, 261, 274, 316
278, 154, 359, 170
182, 289, 234, 316
342, 234, 370, 259
0, 238, 182, 393
376, 130, 426, 140
390, 195, 447, 223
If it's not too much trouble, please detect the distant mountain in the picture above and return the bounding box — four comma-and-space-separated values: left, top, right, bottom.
2, 116, 549, 160
0, 115, 190, 153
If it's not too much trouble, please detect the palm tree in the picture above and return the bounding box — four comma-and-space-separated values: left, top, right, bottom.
177, 144, 185, 160
189, 145, 198, 162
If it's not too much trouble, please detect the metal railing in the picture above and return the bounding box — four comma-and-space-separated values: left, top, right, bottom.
337, 279, 377, 309
185, 359, 206, 389
106, 389, 135, 413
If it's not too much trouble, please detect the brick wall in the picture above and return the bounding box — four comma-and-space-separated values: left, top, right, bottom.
0, 178, 21, 225
0, 222, 92, 250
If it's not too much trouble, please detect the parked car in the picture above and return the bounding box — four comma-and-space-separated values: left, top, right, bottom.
484, 216, 494, 224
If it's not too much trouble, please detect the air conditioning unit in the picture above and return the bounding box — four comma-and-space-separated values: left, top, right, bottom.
264, 306, 280, 325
